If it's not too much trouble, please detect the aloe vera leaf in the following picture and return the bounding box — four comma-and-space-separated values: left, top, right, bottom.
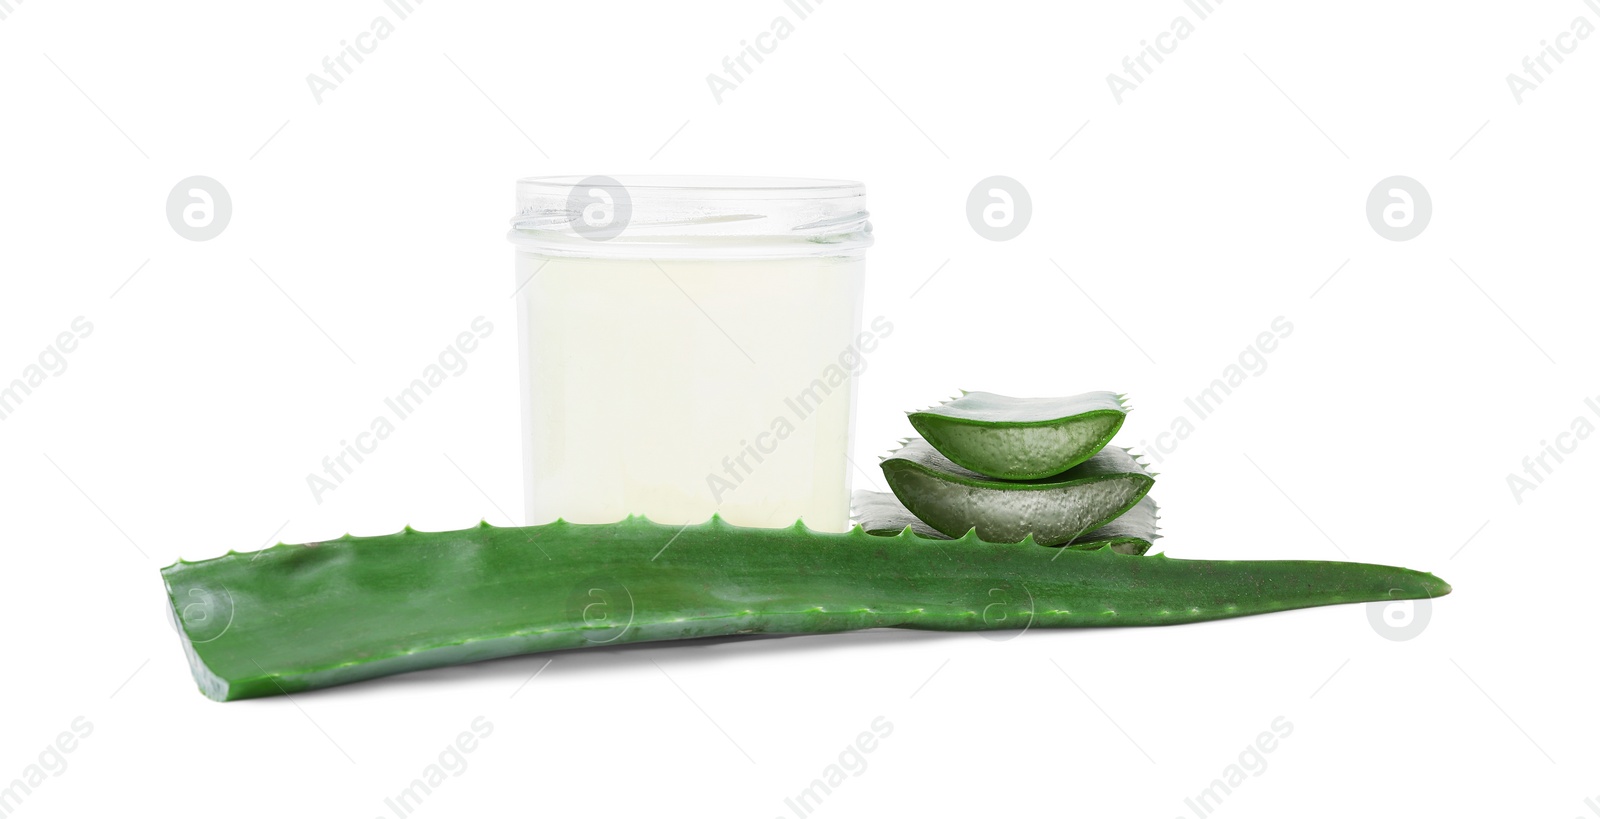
881, 438, 1154, 546
908, 391, 1128, 479
160, 517, 1449, 701
853, 490, 1159, 555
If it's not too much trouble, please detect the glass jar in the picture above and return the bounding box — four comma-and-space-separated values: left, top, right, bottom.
508, 176, 874, 531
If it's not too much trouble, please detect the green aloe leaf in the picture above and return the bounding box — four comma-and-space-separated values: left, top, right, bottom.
880, 438, 1154, 546
853, 490, 1158, 554
908, 390, 1128, 479
162, 516, 1449, 700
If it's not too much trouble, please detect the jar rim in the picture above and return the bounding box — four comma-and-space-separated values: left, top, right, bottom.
509, 174, 872, 259
516, 174, 864, 199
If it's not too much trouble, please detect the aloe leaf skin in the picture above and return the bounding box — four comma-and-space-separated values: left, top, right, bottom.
908, 391, 1128, 480
161, 517, 1449, 701
881, 438, 1154, 546
853, 491, 1159, 555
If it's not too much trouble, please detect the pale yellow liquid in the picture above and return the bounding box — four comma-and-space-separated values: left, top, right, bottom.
515, 252, 866, 531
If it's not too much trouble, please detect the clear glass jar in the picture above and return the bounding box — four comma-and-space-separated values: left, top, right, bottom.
508, 176, 874, 531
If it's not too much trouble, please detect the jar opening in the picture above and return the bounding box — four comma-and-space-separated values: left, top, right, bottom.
508, 174, 872, 260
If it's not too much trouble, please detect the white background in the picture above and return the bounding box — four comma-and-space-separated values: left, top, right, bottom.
3, 0, 1597, 816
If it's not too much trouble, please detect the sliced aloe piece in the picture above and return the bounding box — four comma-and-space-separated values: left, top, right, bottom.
908, 390, 1128, 479
853, 491, 1159, 555
881, 438, 1154, 546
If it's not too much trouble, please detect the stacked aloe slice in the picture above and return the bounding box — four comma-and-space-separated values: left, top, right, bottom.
854, 390, 1159, 553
